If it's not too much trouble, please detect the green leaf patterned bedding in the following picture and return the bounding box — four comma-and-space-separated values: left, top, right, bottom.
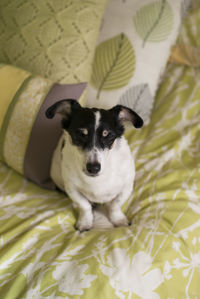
1, 5, 200, 299
0, 63, 200, 298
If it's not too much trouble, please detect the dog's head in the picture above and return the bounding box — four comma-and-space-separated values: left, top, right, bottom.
46, 99, 143, 177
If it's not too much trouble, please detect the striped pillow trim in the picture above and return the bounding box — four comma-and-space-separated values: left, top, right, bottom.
23, 82, 87, 189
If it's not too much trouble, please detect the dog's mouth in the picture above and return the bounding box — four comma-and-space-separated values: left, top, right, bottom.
83, 170, 100, 177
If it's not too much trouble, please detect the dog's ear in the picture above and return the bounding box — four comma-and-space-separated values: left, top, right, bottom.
109, 105, 143, 128
45, 99, 81, 119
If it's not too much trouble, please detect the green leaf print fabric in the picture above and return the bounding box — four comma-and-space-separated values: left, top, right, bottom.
87, 0, 191, 125
0, 63, 200, 298
133, 0, 174, 46
91, 33, 135, 98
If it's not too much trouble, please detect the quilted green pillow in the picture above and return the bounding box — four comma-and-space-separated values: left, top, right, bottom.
0, 0, 108, 84
0, 64, 86, 189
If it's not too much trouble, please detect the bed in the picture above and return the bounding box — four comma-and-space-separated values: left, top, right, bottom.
0, 1, 200, 298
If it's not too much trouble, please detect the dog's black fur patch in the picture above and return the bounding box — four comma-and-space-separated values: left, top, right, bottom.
62, 107, 125, 151
46, 99, 143, 151
63, 108, 96, 150
95, 109, 124, 150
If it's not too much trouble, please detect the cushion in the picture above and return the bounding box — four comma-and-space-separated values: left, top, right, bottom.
0, 0, 108, 84
86, 0, 192, 124
0, 64, 87, 189
169, 0, 200, 67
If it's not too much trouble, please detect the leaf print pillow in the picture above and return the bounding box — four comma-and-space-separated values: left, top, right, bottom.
87, 0, 192, 125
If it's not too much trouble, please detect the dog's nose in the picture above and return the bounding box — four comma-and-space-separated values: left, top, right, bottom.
86, 162, 101, 175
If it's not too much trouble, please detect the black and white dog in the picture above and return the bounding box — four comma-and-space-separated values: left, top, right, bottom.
46, 99, 143, 231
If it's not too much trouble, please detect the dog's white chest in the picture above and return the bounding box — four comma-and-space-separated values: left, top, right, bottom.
58, 136, 135, 204
77, 172, 127, 204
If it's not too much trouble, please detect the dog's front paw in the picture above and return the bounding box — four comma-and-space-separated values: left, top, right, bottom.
75, 215, 93, 232
109, 212, 130, 227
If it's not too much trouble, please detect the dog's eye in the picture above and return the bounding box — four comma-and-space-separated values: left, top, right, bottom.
102, 130, 109, 137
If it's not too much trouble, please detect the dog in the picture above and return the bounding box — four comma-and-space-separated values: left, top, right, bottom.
45, 99, 143, 231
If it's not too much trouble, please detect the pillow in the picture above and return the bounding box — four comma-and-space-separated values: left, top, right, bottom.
0, 0, 108, 85
86, 0, 192, 124
0, 64, 86, 189
169, 0, 200, 67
